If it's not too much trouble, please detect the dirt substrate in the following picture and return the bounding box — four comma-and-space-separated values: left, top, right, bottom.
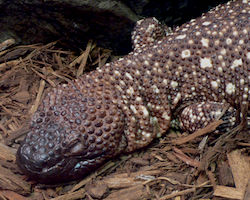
0, 40, 249, 200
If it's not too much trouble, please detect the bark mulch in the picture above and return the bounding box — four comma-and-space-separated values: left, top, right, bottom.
0, 39, 249, 200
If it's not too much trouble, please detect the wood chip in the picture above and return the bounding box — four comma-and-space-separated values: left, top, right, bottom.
0, 165, 30, 194
159, 181, 210, 200
29, 79, 45, 115
49, 188, 85, 200
103, 176, 142, 189
103, 185, 146, 200
173, 147, 201, 168
76, 40, 93, 78
85, 181, 108, 199
0, 143, 16, 161
0, 190, 28, 200
11, 91, 30, 103
214, 150, 250, 199
214, 186, 243, 200
228, 150, 250, 190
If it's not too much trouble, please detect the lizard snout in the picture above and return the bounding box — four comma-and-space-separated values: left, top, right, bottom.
17, 82, 127, 183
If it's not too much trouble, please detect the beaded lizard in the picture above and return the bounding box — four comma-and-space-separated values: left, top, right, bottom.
17, 0, 249, 183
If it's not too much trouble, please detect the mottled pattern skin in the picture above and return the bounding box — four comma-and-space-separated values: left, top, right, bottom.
132, 17, 172, 51
17, 0, 249, 183
179, 102, 236, 132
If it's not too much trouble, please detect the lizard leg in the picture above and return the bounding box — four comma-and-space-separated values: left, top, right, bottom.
116, 79, 171, 152
131, 17, 172, 51
178, 102, 236, 133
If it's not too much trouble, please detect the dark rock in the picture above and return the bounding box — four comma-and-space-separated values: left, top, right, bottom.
0, 0, 229, 54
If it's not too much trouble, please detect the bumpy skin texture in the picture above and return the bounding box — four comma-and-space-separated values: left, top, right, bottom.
132, 17, 172, 51
17, 0, 249, 183
179, 102, 236, 132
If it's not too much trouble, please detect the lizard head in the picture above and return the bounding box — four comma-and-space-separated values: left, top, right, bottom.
16, 78, 127, 183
